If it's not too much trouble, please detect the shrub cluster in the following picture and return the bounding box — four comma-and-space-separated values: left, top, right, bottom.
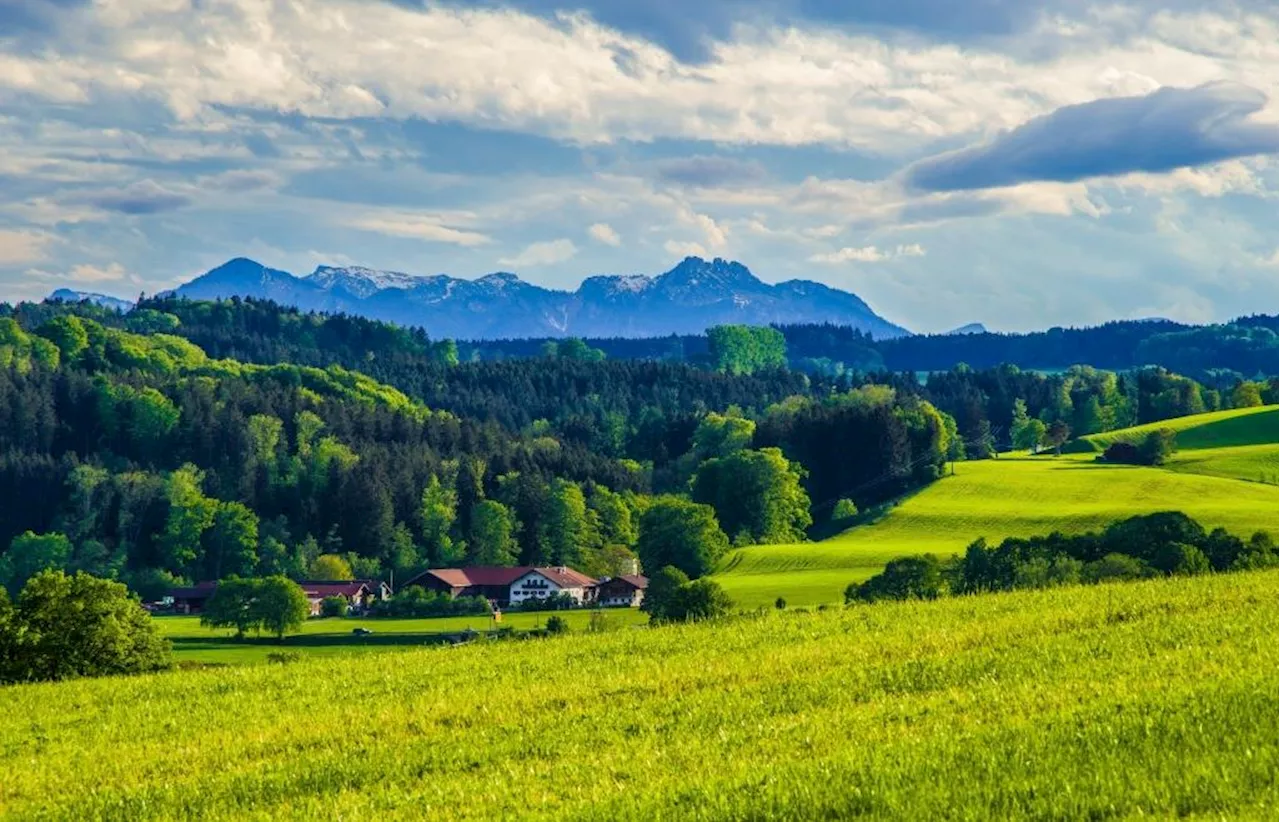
847, 512, 1278, 603
368, 586, 491, 618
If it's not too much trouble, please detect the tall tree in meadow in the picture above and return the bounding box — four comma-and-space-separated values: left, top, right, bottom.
691, 448, 811, 545
636, 498, 730, 579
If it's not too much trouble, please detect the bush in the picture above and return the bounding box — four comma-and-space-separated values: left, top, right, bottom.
319, 596, 348, 618
774, 596, 787, 610
545, 615, 569, 634
1152, 543, 1211, 576
1082, 554, 1153, 584
517, 592, 577, 612
369, 586, 491, 618
0, 571, 172, 684
586, 610, 612, 633
643, 566, 733, 624
848, 555, 945, 603
266, 651, 302, 664
832, 498, 859, 521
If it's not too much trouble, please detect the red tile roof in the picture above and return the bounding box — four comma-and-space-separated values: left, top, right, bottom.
619, 574, 649, 590
300, 581, 372, 598
405, 566, 599, 590
523, 567, 598, 589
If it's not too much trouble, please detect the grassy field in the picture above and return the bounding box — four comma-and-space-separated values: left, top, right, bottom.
156, 609, 650, 665
1, 571, 1274, 820
716, 407, 1279, 608
1069, 404, 1278, 452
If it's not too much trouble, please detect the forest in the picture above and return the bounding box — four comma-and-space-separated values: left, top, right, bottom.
0, 296, 1273, 600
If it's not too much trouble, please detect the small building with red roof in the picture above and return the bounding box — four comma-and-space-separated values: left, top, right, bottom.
595, 574, 648, 608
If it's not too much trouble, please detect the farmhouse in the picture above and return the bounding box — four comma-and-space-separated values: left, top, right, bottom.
301, 580, 392, 616
508, 566, 599, 606
401, 566, 622, 607
166, 579, 391, 615
595, 574, 648, 608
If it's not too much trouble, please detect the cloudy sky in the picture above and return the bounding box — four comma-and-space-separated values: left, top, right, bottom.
0, 0, 1276, 332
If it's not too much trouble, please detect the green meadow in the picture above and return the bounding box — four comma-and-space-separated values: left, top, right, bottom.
716, 407, 1280, 608
156, 609, 650, 665
1071, 404, 1277, 452
1, 571, 1274, 821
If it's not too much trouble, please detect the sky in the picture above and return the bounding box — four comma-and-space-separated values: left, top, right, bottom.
0, 0, 1276, 332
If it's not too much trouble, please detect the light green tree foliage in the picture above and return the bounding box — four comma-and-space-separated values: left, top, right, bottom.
636, 497, 730, 578
246, 414, 284, 480
1231, 381, 1264, 408
0, 532, 73, 596
254, 576, 311, 639
37, 315, 90, 361
692, 410, 756, 458
467, 499, 519, 566
691, 447, 812, 545
158, 464, 216, 576
124, 309, 181, 335
419, 474, 461, 566
430, 339, 459, 367
832, 498, 859, 521
707, 325, 787, 375
539, 479, 590, 567
1011, 399, 1047, 451
555, 338, 607, 362
204, 501, 259, 580
587, 485, 637, 547
309, 554, 354, 581
1, 571, 171, 683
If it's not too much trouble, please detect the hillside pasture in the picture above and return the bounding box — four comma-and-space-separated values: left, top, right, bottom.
0, 572, 1274, 821
1067, 405, 1277, 453
155, 609, 650, 665
716, 453, 1279, 608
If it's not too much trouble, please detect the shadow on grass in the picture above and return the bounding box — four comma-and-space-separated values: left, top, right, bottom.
169, 631, 467, 653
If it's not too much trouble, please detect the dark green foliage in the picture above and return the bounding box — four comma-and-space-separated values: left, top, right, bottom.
319, 596, 348, 617
200, 576, 310, 639
642, 565, 732, 624
691, 447, 811, 544
1082, 554, 1154, 583
774, 596, 786, 610
0, 570, 171, 684
1, 531, 73, 596
1137, 429, 1178, 466
846, 555, 945, 603
636, 498, 730, 579
369, 586, 490, 618
544, 614, 569, 634
517, 592, 578, 612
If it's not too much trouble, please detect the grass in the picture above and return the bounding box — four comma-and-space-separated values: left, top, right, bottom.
0, 571, 1274, 820
1068, 404, 1278, 452
155, 609, 650, 665
717, 408, 1279, 608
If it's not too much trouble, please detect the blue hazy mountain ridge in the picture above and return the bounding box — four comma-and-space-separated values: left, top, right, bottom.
164, 256, 910, 340
48, 289, 135, 312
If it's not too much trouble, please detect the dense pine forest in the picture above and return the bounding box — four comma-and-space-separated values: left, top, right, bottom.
0, 296, 1274, 599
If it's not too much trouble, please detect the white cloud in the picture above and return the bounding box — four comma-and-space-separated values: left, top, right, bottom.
588, 222, 621, 246
498, 239, 578, 268
25, 262, 129, 283
347, 211, 491, 246
808, 244, 927, 264
2, 1, 1272, 151
0, 230, 53, 265
663, 240, 709, 258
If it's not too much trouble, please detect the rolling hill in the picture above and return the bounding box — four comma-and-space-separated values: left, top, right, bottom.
716, 407, 1280, 608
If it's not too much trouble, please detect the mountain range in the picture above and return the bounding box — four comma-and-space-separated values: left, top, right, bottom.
49, 256, 910, 340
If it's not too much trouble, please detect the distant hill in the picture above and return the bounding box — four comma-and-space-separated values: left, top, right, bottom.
945, 322, 987, 335
48, 289, 133, 312
165, 256, 910, 340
